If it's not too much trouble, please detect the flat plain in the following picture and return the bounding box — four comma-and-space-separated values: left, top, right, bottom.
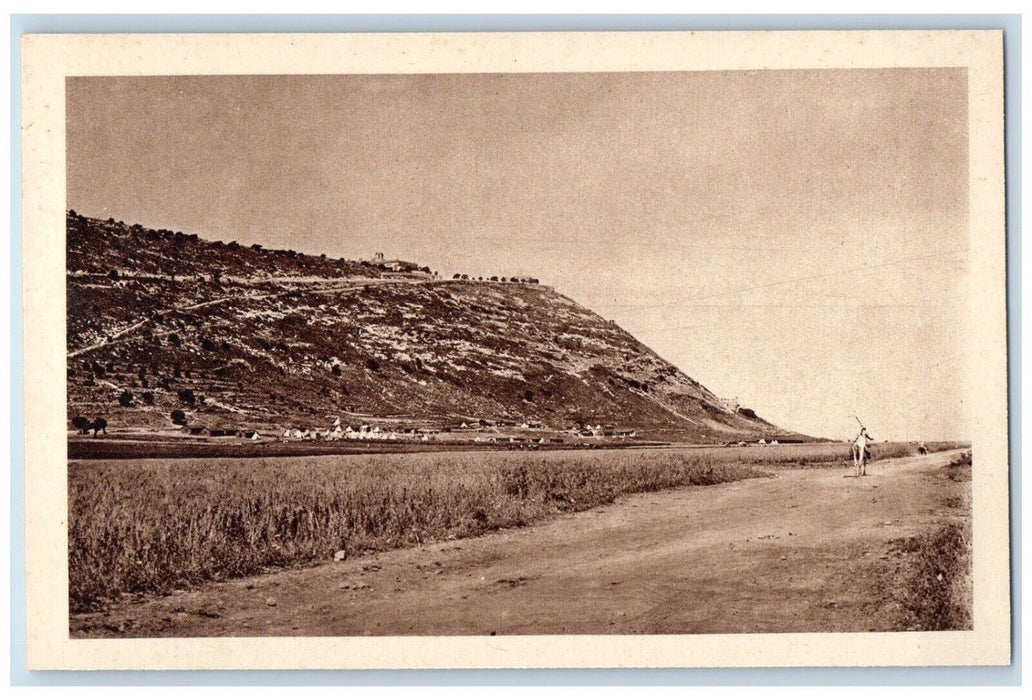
69, 442, 971, 636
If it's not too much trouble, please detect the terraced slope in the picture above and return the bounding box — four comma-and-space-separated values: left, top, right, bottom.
66, 212, 789, 441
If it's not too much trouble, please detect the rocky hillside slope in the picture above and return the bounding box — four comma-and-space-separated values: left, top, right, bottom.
66, 212, 792, 442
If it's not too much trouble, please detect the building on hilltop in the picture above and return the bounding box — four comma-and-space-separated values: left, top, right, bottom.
370, 254, 423, 273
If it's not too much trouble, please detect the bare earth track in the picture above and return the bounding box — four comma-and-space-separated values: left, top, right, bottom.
71, 449, 970, 637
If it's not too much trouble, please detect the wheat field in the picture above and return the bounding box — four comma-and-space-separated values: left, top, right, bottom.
68, 442, 959, 611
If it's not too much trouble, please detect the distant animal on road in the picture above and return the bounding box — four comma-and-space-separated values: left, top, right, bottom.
851, 427, 874, 477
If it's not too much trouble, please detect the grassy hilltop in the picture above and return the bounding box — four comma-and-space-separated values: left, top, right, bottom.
66, 211, 790, 442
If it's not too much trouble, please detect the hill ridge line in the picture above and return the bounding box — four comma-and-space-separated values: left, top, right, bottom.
66, 211, 800, 443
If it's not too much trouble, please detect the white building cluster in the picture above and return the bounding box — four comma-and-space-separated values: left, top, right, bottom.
280, 417, 434, 442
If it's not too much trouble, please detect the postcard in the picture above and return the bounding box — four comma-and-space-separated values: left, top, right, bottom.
20, 29, 1009, 670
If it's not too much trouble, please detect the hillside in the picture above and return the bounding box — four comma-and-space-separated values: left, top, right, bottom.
66, 212, 794, 443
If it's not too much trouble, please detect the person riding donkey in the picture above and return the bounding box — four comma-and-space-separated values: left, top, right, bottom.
850, 421, 874, 477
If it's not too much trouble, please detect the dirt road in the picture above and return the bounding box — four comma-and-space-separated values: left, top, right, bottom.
71, 449, 970, 637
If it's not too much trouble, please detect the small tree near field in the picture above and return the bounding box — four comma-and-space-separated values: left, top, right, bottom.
170, 409, 187, 426
118, 390, 134, 407
92, 417, 108, 437
71, 416, 91, 434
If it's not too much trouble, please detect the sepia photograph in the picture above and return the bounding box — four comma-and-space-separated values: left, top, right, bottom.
20, 30, 1009, 669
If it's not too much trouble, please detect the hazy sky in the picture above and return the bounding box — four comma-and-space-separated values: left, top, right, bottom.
67, 69, 969, 440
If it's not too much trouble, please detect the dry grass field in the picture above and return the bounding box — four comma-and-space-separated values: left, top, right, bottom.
68, 441, 965, 613
886, 450, 973, 630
